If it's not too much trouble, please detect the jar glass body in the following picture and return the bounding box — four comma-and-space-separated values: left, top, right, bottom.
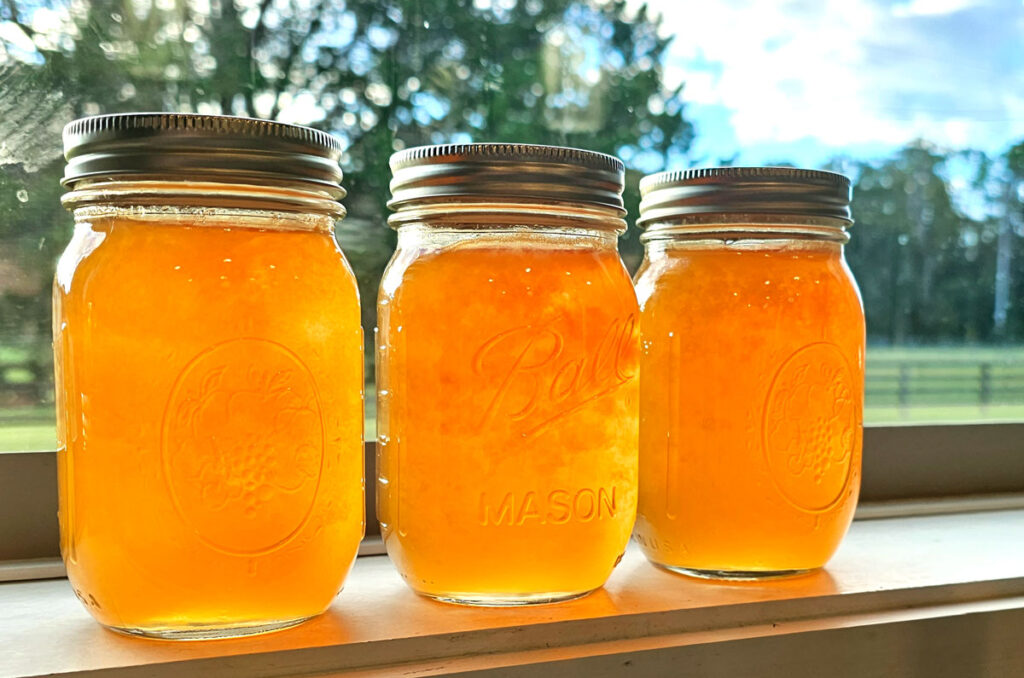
633, 229, 864, 577
376, 218, 639, 604
53, 185, 365, 638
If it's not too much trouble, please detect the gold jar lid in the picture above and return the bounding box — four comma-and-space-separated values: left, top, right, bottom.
62, 113, 345, 197
388, 143, 625, 214
638, 167, 852, 229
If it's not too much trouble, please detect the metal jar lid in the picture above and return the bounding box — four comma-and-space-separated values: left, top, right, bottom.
62, 113, 345, 197
638, 167, 852, 228
388, 143, 625, 214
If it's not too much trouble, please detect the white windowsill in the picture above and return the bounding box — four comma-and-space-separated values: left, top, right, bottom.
2, 510, 1024, 677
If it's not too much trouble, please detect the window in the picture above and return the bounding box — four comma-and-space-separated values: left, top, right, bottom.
3, 6, 1022, 678
1, 0, 1022, 555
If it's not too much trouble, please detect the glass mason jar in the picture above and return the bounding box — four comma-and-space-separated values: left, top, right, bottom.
377, 144, 639, 605
633, 167, 864, 579
55, 114, 365, 638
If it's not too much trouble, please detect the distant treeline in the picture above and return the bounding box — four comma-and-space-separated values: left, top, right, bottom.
0, 0, 1021, 401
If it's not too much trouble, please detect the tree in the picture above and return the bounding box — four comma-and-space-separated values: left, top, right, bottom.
837, 140, 1023, 344
0, 0, 693, 389
994, 140, 1024, 340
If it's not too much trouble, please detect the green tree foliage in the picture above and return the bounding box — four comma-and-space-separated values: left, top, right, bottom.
836, 141, 1023, 344
0, 0, 692, 392
0, 0, 1022, 415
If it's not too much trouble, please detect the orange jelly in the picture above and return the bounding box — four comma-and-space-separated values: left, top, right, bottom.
378, 144, 639, 604
55, 114, 364, 638
633, 168, 864, 578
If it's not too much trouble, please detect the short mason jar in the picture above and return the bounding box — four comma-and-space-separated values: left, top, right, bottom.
377, 144, 639, 605
55, 114, 365, 638
633, 167, 864, 579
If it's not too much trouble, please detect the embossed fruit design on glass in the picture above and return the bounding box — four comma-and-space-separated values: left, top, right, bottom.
54, 114, 364, 638
377, 144, 639, 604
633, 167, 864, 578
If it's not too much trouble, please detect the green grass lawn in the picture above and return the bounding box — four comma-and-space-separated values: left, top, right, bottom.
865, 404, 1024, 424
0, 423, 57, 452
866, 345, 1024, 362
5, 405, 1017, 452
2, 347, 1022, 451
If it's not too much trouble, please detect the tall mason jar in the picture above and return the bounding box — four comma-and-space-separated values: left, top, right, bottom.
55, 114, 365, 638
377, 144, 639, 605
633, 167, 864, 579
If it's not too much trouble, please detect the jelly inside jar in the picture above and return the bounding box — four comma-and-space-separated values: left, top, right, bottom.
377, 231, 639, 603
634, 238, 864, 576
54, 214, 365, 636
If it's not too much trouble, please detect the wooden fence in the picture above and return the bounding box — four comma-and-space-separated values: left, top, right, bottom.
865, 357, 1024, 408
4, 350, 1024, 412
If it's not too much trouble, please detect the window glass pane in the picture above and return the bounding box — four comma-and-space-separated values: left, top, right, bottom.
1, 0, 1022, 452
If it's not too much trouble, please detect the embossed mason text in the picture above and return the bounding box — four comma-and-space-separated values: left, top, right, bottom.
479, 487, 619, 526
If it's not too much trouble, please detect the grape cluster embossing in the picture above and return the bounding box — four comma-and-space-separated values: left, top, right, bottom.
162, 339, 325, 555
763, 343, 857, 512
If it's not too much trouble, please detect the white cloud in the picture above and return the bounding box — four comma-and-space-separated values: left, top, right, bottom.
643, 0, 1024, 160
0, 22, 36, 54
892, 0, 982, 17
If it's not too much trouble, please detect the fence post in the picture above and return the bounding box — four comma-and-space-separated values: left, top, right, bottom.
980, 363, 992, 408
898, 362, 910, 411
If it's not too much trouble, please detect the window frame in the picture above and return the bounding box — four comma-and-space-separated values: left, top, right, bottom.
0, 441, 382, 576
3, 507, 1024, 677
3, 423, 1023, 579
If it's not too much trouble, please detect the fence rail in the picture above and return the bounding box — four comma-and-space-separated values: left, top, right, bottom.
3, 353, 1024, 411
865, 357, 1024, 407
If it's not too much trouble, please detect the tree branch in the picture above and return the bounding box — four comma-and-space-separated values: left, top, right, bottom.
251, 0, 277, 46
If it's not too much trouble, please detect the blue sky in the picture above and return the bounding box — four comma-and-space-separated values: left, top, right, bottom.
645, 0, 1024, 167
2, 0, 1019, 171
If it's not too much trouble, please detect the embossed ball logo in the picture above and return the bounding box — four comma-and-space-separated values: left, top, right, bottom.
762, 342, 857, 512
162, 339, 325, 555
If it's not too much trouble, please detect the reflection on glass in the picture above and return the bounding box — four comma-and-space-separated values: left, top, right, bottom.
0, 0, 1022, 454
